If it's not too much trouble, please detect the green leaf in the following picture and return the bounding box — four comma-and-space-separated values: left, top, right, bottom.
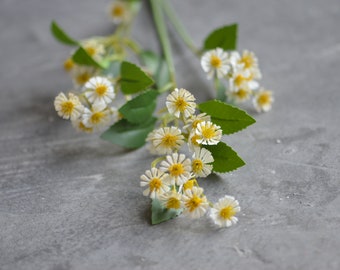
203, 142, 245, 173
72, 47, 109, 69
203, 24, 238, 51
151, 199, 182, 225
140, 51, 170, 89
119, 90, 158, 124
120, 61, 155, 94
199, 100, 255, 135
100, 117, 156, 149
50, 21, 78, 46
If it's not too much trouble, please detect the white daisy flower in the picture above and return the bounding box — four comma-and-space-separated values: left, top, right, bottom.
81, 39, 105, 61
160, 153, 192, 186
71, 118, 94, 133
183, 179, 197, 191
187, 130, 202, 151
63, 58, 75, 72
192, 148, 214, 177
195, 121, 222, 145
54, 92, 84, 121
182, 186, 209, 219
226, 85, 252, 103
201, 48, 230, 79
228, 69, 259, 92
140, 167, 170, 199
84, 76, 115, 106
238, 50, 260, 75
159, 190, 182, 210
71, 65, 97, 88
147, 126, 184, 155
253, 88, 274, 112
183, 113, 211, 131
82, 102, 113, 132
108, 1, 131, 24
209, 195, 241, 228
166, 88, 196, 118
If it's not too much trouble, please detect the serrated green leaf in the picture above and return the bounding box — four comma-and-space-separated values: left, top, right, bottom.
199, 100, 255, 135
100, 117, 156, 149
151, 199, 182, 225
50, 21, 79, 46
120, 61, 155, 94
203, 142, 245, 173
140, 51, 170, 89
203, 24, 238, 51
72, 47, 109, 69
119, 90, 158, 124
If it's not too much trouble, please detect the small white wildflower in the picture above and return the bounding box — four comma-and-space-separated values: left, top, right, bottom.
81, 40, 105, 61
228, 69, 259, 92
253, 88, 274, 112
84, 76, 115, 106
147, 126, 184, 155
71, 65, 97, 88
108, 1, 131, 24
192, 148, 214, 177
183, 113, 211, 131
140, 167, 170, 199
63, 58, 75, 72
82, 102, 113, 132
209, 195, 241, 228
160, 153, 191, 186
187, 130, 202, 151
201, 48, 230, 79
159, 190, 182, 210
71, 118, 94, 133
195, 121, 222, 145
182, 186, 209, 219
54, 92, 84, 121
226, 86, 252, 103
166, 88, 196, 118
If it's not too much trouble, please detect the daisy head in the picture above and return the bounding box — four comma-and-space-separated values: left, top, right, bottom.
209, 195, 241, 228
201, 48, 230, 79
192, 148, 214, 177
160, 153, 192, 186
71, 65, 97, 88
54, 92, 84, 121
187, 130, 202, 151
253, 88, 274, 112
147, 126, 184, 155
71, 118, 94, 133
183, 113, 211, 131
238, 50, 259, 71
159, 190, 182, 210
81, 39, 105, 61
63, 58, 75, 72
140, 167, 170, 199
182, 186, 209, 219
183, 179, 197, 191
84, 76, 115, 106
108, 1, 131, 24
82, 102, 113, 132
166, 88, 196, 118
226, 86, 252, 104
195, 121, 222, 145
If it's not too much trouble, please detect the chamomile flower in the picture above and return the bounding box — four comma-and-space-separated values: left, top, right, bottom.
192, 148, 214, 177
183, 179, 198, 191
253, 88, 274, 112
148, 126, 184, 155
140, 168, 170, 199
63, 58, 75, 72
54, 92, 84, 121
84, 76, 115, 106
226, 85, 252, 103
166, 88, 196, 118
183, 113, 211, 131
187, 130, 202, 151
182, 186, 209, 219
238, 50, 260, 74
160, 153, 191, 186
195, 121, 222, 145
81, 40, 105, 61
71, 66, 97, 88
228, 69, 259, 92
159, 190, 182, 209
82, 102, 113, 132
201, 48, 230, 79
209, 195, 241, 228
71, 118, 93, 133
108, 1, 131, 24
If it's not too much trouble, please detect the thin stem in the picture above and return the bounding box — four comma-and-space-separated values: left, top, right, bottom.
150, 0, 177, 88
162, 0, 200, 56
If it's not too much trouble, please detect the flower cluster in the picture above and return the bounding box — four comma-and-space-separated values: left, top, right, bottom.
140, 88, 241, 228
201, 48, 274, 112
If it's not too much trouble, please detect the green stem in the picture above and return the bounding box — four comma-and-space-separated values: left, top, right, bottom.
162, 0, 200, 56
150, 0, 177, 88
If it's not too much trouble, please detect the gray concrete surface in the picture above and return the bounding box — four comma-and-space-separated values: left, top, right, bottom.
1, 0, 340, 269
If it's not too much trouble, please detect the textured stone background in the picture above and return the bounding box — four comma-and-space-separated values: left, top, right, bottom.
1, 0, 340, 269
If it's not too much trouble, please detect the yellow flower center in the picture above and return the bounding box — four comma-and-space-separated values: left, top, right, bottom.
175, 97, 188, 112
61, 101, 74, 115
112, 5, 124, 17
192, 119, 202, 129
183, 180, 195, 190
161, 134, 178, 148
190, 134, 200, 147
78, 122, 93, 133
258, 93, 271, 106
219, 206, 236, 220
192, 159, 203, 174
166, 197, 181, 209
63, 58, 74, 71
240, 55, 254, 69
76, 72, 91, 85
210, 55, 222, 68
90, 111, 105, 124
236, 88, 249, 99
85, 46, 96, 56
234, 74, 246, 87
149, 177, 162, 192
169, 163, 184, 177
186, 196, 202, 212
95, 84, 108, 96
201, 125, 215, 139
